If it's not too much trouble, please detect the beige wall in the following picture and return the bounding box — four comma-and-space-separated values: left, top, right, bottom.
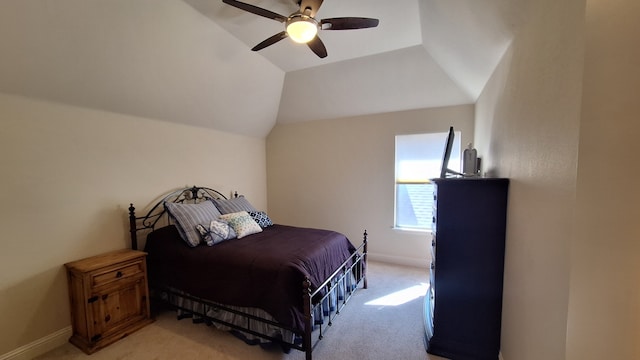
266, 105, 474, 266
475, 0, 585, 359
477, 0, 640, 358
567, 0, 640, 358
0, 93, 267, 356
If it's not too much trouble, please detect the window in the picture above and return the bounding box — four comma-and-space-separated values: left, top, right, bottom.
395, 132, 461, 230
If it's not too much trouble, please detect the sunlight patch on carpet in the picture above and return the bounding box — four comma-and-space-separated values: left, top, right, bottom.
365, 283, 429, 306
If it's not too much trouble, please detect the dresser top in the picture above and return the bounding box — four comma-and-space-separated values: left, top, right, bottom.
431, 177, 509, 184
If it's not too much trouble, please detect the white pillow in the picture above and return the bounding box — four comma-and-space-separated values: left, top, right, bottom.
219, 211, 262, 239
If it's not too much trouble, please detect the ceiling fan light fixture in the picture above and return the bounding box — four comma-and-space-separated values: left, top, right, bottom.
286, 15, 318, 43
222, 0, 379, 58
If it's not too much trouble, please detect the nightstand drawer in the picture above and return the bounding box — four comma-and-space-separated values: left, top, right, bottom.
92, 261, 144, 288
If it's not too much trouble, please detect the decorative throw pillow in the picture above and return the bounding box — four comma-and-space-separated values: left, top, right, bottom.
209, 219, 236, 240
195, 224, 213, 245
211, 196, 257, 214
195, 219, 236, 246
165, 200, 222, 247
248, 211, 273, 228
219, 211, 262, 239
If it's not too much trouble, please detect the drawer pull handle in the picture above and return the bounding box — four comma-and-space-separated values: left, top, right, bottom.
116, 271, 123, 278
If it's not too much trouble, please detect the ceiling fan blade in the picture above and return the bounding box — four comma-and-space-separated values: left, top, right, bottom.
222, 0, 288, 23
252, 31, 288, 51
321, 17, 380, 30
299, 0, 323, 17
307, 36, 327, 58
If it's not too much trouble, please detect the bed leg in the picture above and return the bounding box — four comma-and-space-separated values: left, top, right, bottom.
129, 204, 138, 251
303, 278, 313, 360
363, 230, 368, 289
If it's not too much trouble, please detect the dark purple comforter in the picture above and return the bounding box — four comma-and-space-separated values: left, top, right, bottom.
144, 224, 356, 331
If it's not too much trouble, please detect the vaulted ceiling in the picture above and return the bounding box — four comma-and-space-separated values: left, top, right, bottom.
0, 0, 528, 137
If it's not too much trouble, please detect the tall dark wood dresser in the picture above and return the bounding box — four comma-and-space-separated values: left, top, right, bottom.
424, 178, 509, 360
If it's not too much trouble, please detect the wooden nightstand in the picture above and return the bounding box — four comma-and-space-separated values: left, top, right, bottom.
65, 249, 153, 354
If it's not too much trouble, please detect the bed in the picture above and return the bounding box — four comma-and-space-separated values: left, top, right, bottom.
128, 186, 367, 360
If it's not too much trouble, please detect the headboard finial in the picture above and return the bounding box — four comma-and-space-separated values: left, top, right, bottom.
129, 203, 138, 251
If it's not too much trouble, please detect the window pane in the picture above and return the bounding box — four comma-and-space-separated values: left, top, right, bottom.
396, 183, 434, 229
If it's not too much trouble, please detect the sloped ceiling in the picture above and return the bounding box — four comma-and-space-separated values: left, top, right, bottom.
0, 0, 528, 137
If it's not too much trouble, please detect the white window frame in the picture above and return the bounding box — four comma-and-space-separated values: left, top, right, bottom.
394, 131, 461, 231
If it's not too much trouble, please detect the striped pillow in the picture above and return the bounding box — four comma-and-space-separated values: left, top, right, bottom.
211, 196, 257, 214
165, 200, 222, 247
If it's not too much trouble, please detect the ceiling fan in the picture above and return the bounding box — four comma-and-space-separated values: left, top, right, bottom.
221, 0, 379, 58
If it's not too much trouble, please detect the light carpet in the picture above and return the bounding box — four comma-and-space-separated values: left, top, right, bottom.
35, 261, 446, 360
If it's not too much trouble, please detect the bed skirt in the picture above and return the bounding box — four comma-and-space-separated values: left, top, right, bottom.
153, 269, 359, 352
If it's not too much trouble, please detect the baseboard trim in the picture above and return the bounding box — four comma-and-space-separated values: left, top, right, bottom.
0, 326, 72, 360
367, 253, 428, 268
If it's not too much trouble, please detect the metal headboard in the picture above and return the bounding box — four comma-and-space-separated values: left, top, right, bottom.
128, 186, 232, 250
